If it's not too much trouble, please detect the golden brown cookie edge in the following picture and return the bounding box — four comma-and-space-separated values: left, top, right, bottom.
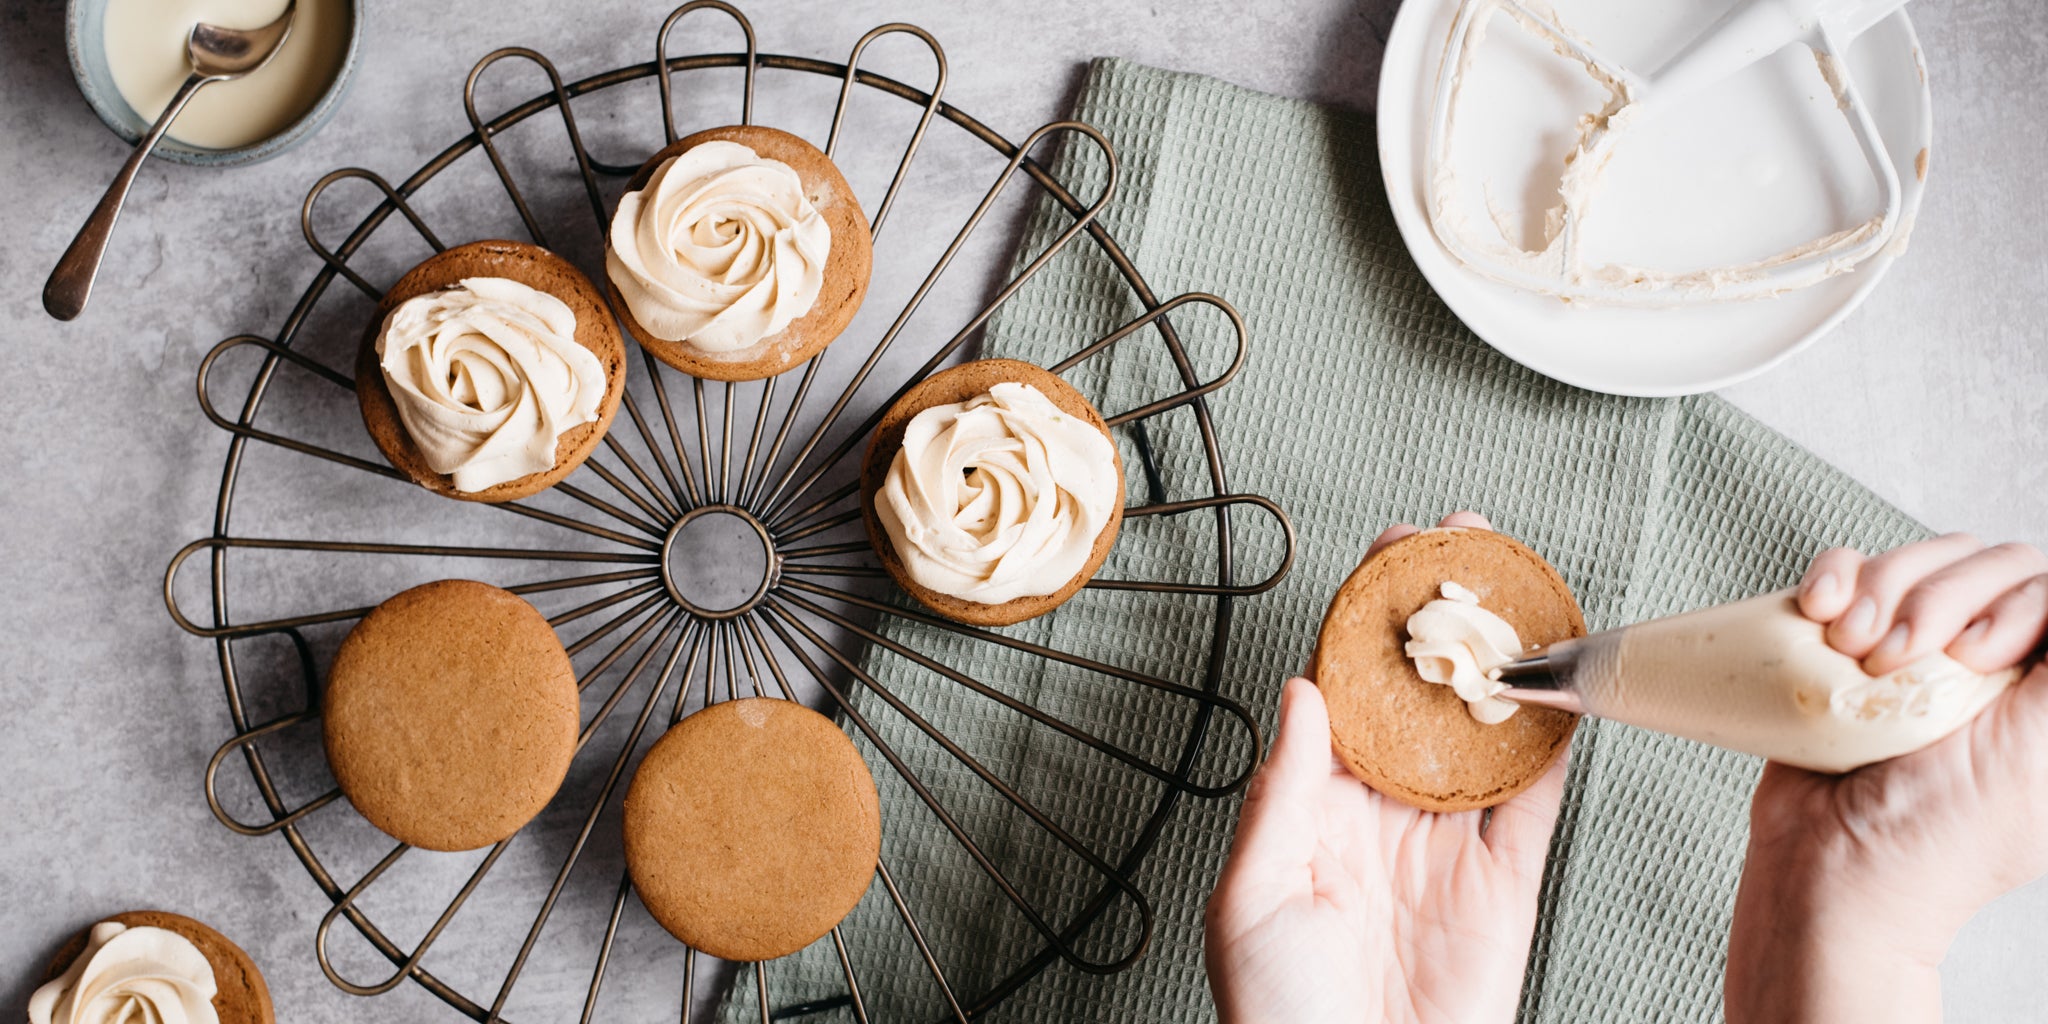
322, 579, 581, 851
621, 698, 882, 961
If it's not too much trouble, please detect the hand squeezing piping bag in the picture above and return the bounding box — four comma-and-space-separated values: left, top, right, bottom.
1490, 590, 2021, 772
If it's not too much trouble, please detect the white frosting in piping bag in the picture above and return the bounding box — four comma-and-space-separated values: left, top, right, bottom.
1401, 581, 2020, 771
378, 277, 607, 492
877, 382, 1119, 605
606, 141, 831, 351
1568, 592, 2019, 773
1404, 581, 1526, 724
29, 922, 219, 1024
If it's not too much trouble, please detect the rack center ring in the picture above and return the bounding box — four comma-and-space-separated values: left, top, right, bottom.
661, 504, 780, 619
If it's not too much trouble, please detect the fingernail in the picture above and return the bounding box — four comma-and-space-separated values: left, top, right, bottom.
1843, 596, 1878, 637
1804, 571, 1840, 604
1873, 621, 1912, 662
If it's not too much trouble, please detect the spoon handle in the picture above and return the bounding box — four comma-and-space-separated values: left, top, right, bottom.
43, 73, 213, 322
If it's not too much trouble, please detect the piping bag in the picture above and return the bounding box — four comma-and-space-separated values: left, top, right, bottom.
1481, 590, 2022, 773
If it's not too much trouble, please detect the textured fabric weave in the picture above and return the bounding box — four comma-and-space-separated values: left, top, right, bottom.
722, 58, 1925, 1024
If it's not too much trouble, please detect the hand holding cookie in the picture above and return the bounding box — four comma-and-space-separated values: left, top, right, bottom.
1726, 536, 2048, 1024
1204, 513, 1568, 1024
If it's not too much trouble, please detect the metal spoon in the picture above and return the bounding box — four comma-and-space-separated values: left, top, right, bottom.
43, 0, 297, 322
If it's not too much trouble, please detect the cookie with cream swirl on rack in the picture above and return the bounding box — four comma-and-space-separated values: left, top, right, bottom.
606, 125, 872, 382
861, 358, 1124, 627
355, 239, 626, 502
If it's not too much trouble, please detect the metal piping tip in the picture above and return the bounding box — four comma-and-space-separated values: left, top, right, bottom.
1491, 651, 1561, 687
1489, 642, 1587, 714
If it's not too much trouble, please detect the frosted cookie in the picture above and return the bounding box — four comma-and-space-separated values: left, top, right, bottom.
1311, 527, 1585, 812
356, 239, 627, 503
36, 911, 273, 1024
324, 580, 579, 851
860, 359, 1124, 628
623, 698, 880, 961
606, 125, 872, 381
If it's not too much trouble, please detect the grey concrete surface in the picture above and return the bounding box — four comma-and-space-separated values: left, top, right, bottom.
2, 0, 2042, 1021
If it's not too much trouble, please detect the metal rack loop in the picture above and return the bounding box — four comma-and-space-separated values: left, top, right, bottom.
1094, 494, 1297, 597
199, 333, 352, 399
464, 47, 615, 246
827, 23, 947, 235
167, 543, 662, 642
200, 622, 333, 837
167, 542, 373, 640
1048, 292, 1251, 428
317, 840, 509, 997
204, 712, 342, 836
658, 0, 757, 140
300, 168, 444, 298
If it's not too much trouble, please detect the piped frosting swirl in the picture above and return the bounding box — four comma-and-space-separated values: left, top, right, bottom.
377, 276, 607, 492
877, 381, 1119, 605
606, 140, 831, 352
28, 922, 219, 1024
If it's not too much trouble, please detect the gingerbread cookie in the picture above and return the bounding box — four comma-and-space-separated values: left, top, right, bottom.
324, 580, 580, 851
606, 125, 872, 381
623, 698, 880, 961
1311, 527, 1584, 812
39, 911, 272, 1024
356, 239, 627, 503
861, 359, 1124, 627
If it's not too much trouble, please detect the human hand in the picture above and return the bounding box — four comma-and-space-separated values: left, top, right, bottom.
1726, 534, 2048, 1023
1204, 513, 1564, 1024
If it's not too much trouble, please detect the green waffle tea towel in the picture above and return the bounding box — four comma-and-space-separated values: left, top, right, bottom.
722, 58, 1927, 1023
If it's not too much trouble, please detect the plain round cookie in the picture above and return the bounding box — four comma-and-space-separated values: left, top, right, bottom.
1311, 527, 1585, 812
356, 239, 628, 503
607, 125, 873, 381
324, 580, 580, 851
45, 911, 274, 1024
623, 698, 881, 961
860, 358, 1125, 628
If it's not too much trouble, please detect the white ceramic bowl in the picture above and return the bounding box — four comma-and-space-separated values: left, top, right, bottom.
64, 0, 360, 167
1377, 0, 1933, 397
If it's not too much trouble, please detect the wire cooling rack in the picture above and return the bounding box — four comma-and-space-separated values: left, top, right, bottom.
162, 3, 1296, 1020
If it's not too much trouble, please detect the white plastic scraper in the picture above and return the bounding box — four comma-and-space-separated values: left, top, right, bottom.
1426, 0, 1913, 304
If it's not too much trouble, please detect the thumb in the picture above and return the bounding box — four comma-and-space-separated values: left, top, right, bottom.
1222, 678, 1333, 876
1267, 676, 1336, 789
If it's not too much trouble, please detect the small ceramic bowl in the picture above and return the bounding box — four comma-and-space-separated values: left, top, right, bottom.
64, 0, 361, 167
